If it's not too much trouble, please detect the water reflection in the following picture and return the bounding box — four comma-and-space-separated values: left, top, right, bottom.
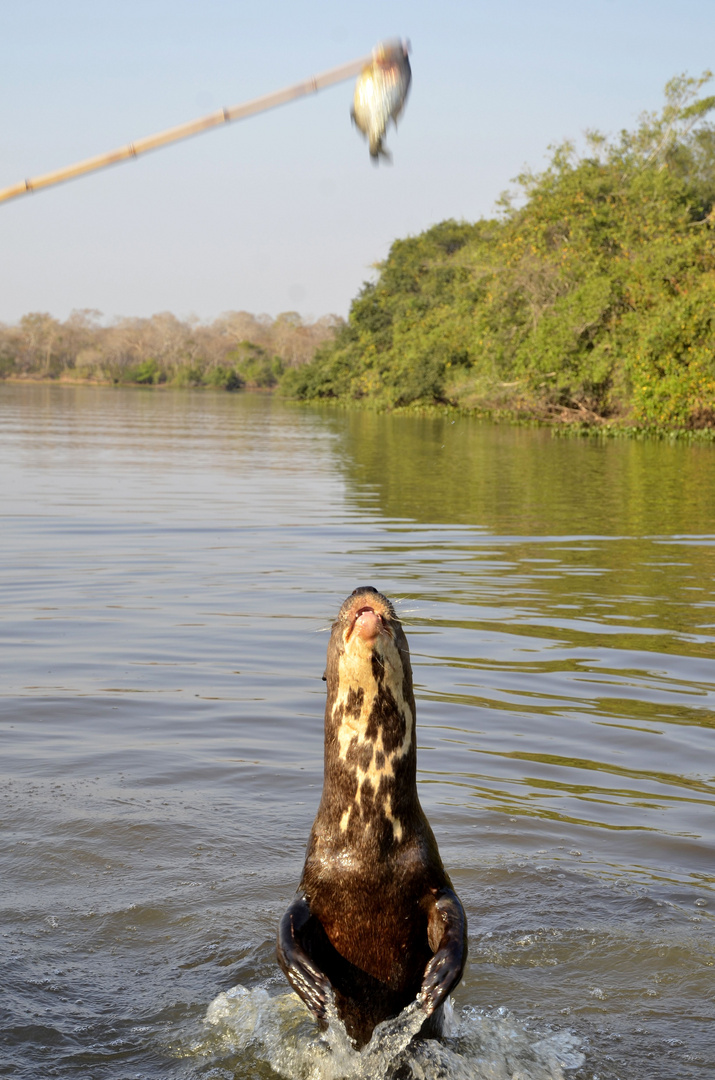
313, 405, 715, 536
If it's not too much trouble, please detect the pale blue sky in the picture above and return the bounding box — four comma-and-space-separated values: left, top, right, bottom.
1, 0, 713, 324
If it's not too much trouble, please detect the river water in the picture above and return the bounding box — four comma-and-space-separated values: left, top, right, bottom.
1, 384, 713, 1080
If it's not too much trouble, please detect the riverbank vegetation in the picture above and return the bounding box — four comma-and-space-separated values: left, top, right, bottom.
283, 73, 715, 432
0, 309, 340, 390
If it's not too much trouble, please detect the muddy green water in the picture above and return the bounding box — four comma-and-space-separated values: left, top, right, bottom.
1, 384, 713, 1080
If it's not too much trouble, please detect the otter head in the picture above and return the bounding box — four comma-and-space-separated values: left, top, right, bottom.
321, 587, 418, 848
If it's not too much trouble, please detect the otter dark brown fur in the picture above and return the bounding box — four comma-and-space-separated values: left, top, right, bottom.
277, 586, 467, 1048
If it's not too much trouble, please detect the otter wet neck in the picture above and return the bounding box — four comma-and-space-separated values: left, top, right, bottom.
318, 632, 419, 849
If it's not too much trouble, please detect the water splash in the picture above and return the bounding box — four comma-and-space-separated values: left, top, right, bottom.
186, 984, 585, 1080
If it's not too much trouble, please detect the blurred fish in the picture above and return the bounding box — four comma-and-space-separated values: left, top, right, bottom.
351, 40, 411, 163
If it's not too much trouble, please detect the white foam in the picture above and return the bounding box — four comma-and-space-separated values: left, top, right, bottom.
185, 985, 586, 1080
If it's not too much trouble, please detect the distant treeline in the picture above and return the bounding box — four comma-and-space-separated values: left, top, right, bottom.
0, 309, 341, 389
283, 73, 715, 431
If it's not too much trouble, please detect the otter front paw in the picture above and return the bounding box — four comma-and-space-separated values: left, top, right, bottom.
418, 941, 463, 1015
284, 950, 332, 1020
419, 887, 467, 1015
276, 894, 332, 1021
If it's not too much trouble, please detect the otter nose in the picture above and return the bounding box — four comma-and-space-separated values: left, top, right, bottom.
355, 609, 382, 641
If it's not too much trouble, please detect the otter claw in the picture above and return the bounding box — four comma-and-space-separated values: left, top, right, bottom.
419, 947, 460, 1015
285, 956, 331, 1020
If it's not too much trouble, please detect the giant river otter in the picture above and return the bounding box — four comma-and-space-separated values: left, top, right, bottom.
277, 586, 467, 1048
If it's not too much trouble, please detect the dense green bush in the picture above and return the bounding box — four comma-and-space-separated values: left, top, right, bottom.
122, 359, 166, 385
204, 365, 244, 391
230, 342, 283, 388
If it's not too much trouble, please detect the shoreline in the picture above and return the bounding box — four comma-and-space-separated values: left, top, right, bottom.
4, 374, 714, 441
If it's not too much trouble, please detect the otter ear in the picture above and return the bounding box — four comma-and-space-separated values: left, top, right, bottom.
322, 670, 327, 681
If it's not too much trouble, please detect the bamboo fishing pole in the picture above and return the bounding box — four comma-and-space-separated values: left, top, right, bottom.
0, 51, 372, 206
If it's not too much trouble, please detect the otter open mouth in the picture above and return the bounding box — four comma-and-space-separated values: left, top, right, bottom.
349, 605, 386, 642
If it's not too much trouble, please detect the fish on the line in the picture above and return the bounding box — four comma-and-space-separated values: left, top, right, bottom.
351, 40, 411, 163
